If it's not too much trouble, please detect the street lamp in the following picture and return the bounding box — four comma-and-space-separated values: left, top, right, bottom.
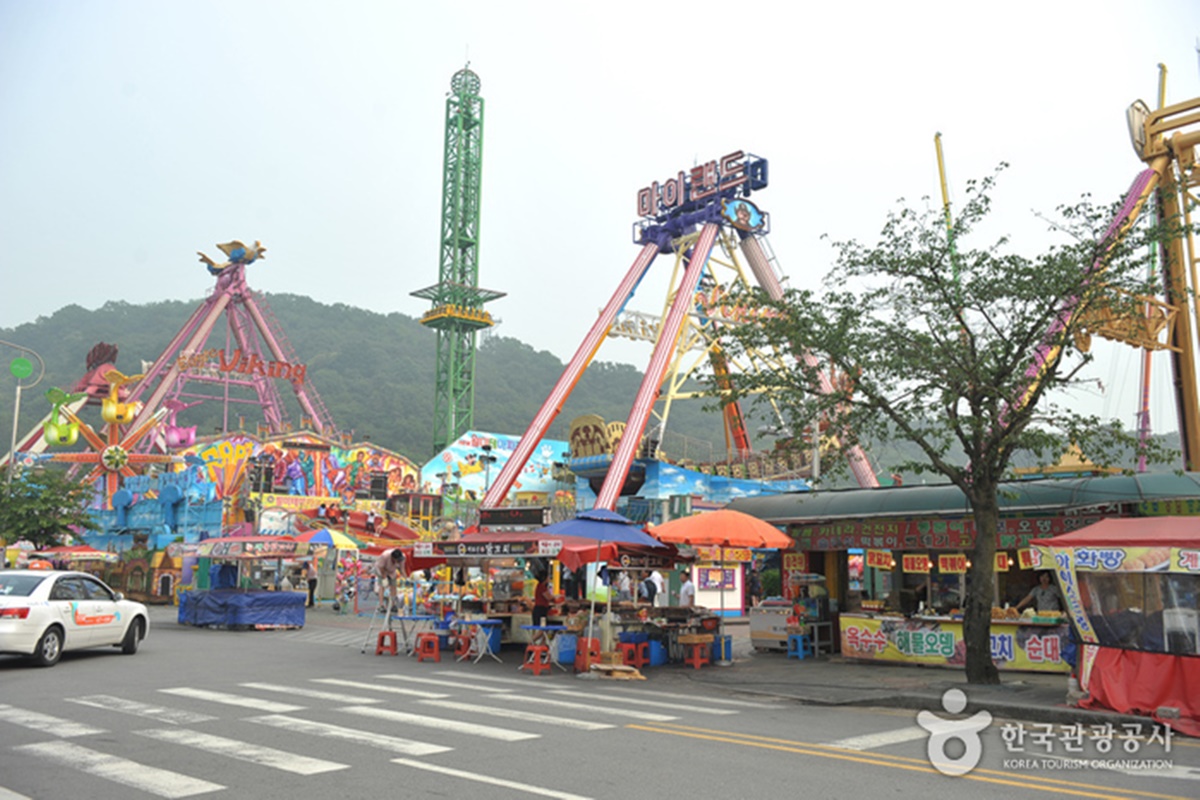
479, 443, 498, 494
2, 340, 46, 486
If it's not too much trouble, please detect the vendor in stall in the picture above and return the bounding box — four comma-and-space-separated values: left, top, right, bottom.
1015, 571, 1065, 613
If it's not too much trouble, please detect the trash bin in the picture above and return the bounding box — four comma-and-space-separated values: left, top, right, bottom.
712, 634, 732, 661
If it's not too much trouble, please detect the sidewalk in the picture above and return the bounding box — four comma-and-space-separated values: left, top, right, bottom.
156, 604, 1151, 730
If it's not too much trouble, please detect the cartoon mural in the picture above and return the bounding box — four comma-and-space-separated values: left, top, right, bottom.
420, 430, 570, 502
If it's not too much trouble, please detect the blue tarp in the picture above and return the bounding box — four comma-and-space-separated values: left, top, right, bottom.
178, 590, 305, 628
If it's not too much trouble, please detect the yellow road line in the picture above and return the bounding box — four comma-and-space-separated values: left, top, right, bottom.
628, 724, 1193, 800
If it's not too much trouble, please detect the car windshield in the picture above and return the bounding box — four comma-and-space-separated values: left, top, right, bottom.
0, 573, 49, 597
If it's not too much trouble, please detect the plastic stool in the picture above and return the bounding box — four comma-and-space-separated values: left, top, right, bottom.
415, 632, 441, 663
616, 641, 648, 669
453, 632, 472, 660
521, 644, 552, 676
574, 637, 601, 673
375, 630, 398, 656
787, 633, 814, 660
683, 642, 710, 669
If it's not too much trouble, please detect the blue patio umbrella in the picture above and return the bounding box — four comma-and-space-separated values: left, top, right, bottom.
535, 508, 666, 549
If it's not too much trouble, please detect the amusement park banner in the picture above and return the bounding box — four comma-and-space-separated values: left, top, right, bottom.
840, 615, 1071, 673
791, 512, 1114, 551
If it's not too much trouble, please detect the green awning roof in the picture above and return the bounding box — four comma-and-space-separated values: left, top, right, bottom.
726, 472, 1200, 523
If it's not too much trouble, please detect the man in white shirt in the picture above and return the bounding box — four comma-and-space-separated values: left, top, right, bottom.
678, 570, 696, 607
371, 548, 406, 613
649, 570, 666, 607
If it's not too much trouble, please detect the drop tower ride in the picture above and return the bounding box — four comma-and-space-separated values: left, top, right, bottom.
413, 66, 504, 455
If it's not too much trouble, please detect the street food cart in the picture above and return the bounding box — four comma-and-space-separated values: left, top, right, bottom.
1033, 517, 1200, 736
179, 536, 310, 629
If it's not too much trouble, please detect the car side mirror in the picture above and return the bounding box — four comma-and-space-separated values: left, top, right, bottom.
113, 592, 125, 601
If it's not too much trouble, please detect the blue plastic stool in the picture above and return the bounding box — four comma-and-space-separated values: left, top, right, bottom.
787, 633, 814, 660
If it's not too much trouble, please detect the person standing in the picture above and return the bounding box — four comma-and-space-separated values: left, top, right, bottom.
305, 558, 319, 608
745, 564, 763, 609
650, 569, 666, 607
532, 572, 553, 627
679, 570, 696, 607
372, 548, 406, 613
1016, 571, 1066, 613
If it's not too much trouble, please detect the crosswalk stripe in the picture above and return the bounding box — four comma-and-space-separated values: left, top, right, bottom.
65, 695, 217, 725
418, 699, 616, 731
134, 728, 347, 775
239, 682, 382, 704
341, 705, 539, 741
159, 687, 304, 713
547, 689, 737, 715
822, 727, 929, 750
596, 687, 775, 708
247, 714, 453, 756
14, 740, 223, 798
376, 674, 514, 692
0, 785, 32, 799
0, 704, 105, 737
496, 694, 677, 722
392, 757, 593, 800
432, 671, 531, 687
311, 678, 448, 699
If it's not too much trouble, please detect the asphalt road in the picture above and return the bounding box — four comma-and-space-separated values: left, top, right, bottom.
0, 616, 1196, 800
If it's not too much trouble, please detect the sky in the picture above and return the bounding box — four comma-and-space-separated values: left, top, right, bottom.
2, 1, 1199, 440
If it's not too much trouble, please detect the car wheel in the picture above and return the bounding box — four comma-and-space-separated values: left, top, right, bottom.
121, 618, 144, 655
33, 627, 64, 667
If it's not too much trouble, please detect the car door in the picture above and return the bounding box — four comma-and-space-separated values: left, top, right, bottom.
46, 575, 95, 648
78, 576, 123, 646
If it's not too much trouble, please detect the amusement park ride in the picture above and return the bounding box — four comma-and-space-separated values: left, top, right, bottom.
483, 80, 1200, 516
2, 240, 340, 510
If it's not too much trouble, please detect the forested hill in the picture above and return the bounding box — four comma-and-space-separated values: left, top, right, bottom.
0, 294, 731, 465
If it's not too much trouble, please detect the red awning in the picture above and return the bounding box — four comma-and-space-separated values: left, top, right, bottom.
1032, 516, 1200, 549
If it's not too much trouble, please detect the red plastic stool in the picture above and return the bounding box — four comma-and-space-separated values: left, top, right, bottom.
375, 630, 398, 656
521, 644, 552, 676
616, 641, 648, 669
452, 631, 471, 660
683, 642, 710, 669
574, 637, 601, 673
415, 632, 441, 663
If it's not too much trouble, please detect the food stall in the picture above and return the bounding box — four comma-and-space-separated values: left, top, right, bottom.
750, 573, 829, 652
179, 536, 311, 629
1032, 517, 1200, 736
838, 551, 1071, 673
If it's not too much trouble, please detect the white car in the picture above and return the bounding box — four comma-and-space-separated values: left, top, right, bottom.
0, 569, 149, 667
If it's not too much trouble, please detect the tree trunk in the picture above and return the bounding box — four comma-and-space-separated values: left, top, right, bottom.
964, 487, 1000, 684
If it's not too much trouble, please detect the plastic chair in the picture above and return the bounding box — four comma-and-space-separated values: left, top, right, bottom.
683, 642, 710, 669
574, 637, 601, 673
415, 632, 441, 663
616, 640, 648, 669
787, 633, 814, 660
521, 644, 552, 676
375, 630, 398, 656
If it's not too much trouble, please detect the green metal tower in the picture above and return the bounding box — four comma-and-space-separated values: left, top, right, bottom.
412, 66, 504, 455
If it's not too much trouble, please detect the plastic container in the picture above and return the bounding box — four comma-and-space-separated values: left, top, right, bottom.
618, 631, 649, 644
647, 639, 668, 666
556, 633, 577, 664
712, 634, 732, 661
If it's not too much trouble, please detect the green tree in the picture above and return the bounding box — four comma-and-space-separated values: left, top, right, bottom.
717, 169, 1177, 684
0, 468, 99, 549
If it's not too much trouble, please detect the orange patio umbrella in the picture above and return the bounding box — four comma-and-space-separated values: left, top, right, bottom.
648, 508, 792, 549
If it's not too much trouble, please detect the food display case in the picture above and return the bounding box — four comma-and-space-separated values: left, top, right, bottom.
749, 597, 794, 651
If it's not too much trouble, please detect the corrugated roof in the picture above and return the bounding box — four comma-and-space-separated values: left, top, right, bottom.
726, 472, 1200, 523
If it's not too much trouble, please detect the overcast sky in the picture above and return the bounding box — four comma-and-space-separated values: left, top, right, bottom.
2, 1, 1199, 439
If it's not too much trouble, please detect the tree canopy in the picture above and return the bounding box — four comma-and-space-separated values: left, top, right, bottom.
717, 168, 1178, 683
0, 468, 99, 549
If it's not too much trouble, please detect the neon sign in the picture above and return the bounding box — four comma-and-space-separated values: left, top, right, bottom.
636, 150, 767, 219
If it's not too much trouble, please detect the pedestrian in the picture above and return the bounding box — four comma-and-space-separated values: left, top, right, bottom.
365, 510, 377, 534
679, 570, 695, 607
649, 569, 665, 607
532, 571, 553, 627
616, 570, 632, 602
745, 564, 762, 609
371, 547, 406, 613
305, 558, 319, 607
316, 503, 327, 520
638, 574, 657, 605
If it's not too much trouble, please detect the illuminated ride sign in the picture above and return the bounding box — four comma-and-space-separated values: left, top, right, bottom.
176, 348, 307, 384
633, 150, 769, 245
